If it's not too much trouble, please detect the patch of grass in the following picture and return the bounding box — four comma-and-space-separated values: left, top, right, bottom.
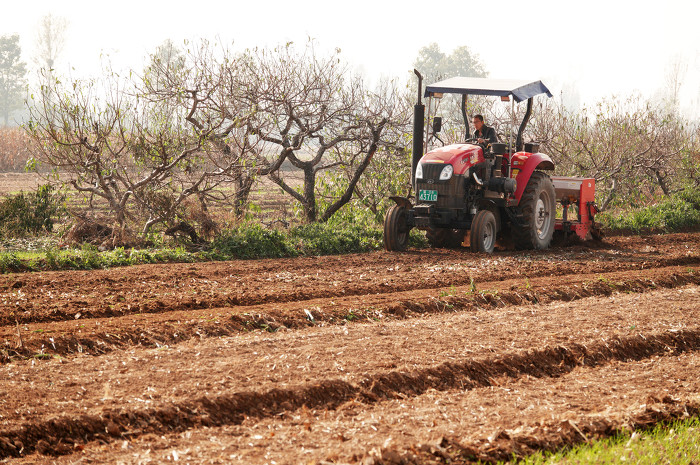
505, 416, 700, 465
0, 245, 199, 273
210, 220, 426, 260
210, 223, 295, 259
596, 275, 618, 289
1, 219, 414, 272
288, 221, 382, 256
599, 187, 700, 233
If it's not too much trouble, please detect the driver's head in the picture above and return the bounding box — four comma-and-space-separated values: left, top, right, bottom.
472, 114, 484, 132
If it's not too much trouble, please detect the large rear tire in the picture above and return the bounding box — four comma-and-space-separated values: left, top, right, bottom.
511, 171, 556, 250
470, 210, 497, 253
383, 205, 410, 251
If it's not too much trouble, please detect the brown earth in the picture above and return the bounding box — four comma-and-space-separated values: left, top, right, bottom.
0, 232, 699, 463
0, 173, 44, 195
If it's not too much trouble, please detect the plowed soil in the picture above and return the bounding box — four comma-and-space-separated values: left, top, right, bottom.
1, 232, 699, 464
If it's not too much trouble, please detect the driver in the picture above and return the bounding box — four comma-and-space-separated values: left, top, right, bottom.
472, 115, 498, 144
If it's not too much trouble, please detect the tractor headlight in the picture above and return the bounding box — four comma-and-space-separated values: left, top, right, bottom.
415, 163, 423, 180
439, 164, 453, 181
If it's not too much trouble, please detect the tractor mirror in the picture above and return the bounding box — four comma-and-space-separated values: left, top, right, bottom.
432, 117, 442, 134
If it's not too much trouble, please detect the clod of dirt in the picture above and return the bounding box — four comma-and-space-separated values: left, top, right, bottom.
106, 421, 121, 437
35, 439, 51, 455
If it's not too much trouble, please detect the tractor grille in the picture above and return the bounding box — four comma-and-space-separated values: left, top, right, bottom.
421, 163, 447, 181
416, 163, 465, 209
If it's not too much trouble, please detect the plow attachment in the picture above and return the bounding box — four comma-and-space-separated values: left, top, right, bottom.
552, 176, 601, 241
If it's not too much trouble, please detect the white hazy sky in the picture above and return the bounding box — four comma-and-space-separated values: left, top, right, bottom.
2, 0, 700, 112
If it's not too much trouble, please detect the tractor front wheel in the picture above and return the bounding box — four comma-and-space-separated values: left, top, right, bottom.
384, 205, 410, 251
470, 210, 497, 253
511, 171, 556, 250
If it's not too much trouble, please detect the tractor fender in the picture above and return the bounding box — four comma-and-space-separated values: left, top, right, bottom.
389, 196, 413, 209
512, 153, 555, 202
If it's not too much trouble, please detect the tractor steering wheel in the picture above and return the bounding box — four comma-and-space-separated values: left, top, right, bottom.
466, 138, 490, 150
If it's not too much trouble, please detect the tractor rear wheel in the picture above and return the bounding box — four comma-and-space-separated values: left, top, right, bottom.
511, 171, 556, 250
470, 210, 497, 253
383, 204, 410, 251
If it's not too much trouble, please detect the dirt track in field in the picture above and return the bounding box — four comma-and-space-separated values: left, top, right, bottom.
0, 232, 699, 463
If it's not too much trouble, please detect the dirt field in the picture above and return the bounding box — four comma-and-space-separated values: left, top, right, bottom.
0, 232, 699, 464
0, 173, 44, 195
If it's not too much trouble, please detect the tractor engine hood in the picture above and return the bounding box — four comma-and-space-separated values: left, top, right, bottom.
419, 144, 484, 175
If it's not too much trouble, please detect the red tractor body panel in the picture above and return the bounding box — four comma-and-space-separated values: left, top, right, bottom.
421, 144, 484, 175
510, 151, 555, 201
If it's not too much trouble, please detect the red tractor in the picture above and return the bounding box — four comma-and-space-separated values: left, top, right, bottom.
384, 71, 600, 253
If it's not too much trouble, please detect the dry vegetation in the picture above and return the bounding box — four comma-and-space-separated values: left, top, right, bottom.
0, 128, 32, 173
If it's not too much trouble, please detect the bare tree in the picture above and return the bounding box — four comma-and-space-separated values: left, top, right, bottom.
530, 95, 695, 210
34, 14, 68, 72
664, 55, 687, 113
236, 44, 402, 222
26, 41, 265, 239
140, 40, 262, 220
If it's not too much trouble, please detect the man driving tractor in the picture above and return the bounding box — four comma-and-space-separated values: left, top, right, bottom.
472, 114, 498, 144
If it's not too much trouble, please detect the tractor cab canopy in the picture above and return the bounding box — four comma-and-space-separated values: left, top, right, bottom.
422, 77, 552, 153
425, 77, 552, 102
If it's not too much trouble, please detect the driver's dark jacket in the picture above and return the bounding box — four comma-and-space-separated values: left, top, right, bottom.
475, 125, 498, 143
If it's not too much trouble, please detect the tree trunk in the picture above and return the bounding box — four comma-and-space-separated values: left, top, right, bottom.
654, 169, 671, 196
233, 175, 255, 218
319, 121, 385, 222
600, 178, 618, 211
303, 167, 317, 222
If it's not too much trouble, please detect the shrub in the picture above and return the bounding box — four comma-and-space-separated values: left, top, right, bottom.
289, 221, 383, 255
211, 224, 295, 259
0, 184, 65, 237
210, 219, 428, 260
600, 187, 700, 233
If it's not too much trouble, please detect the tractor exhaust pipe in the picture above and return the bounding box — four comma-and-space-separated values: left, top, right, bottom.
411, 69, 425, 185
516, 97, 533, 152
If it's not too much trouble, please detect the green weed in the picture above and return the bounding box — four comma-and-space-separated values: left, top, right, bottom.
600, 187, 700, 233
439, 285, 458, 298
508, 416, 700, 465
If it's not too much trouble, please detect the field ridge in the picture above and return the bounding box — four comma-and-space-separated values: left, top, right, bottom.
2, 328, 699, 458
1, 265, 697, 363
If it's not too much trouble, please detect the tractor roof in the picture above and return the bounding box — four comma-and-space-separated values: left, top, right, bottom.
425, 77, 552, 102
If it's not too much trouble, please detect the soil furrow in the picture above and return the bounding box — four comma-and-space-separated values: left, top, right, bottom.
2, 265, 697, 361
34, 348, 700, 464
1, 232, 697, 326
1, 328, 699, 458
364, 400, 700, 464
0, 232, 698, 463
